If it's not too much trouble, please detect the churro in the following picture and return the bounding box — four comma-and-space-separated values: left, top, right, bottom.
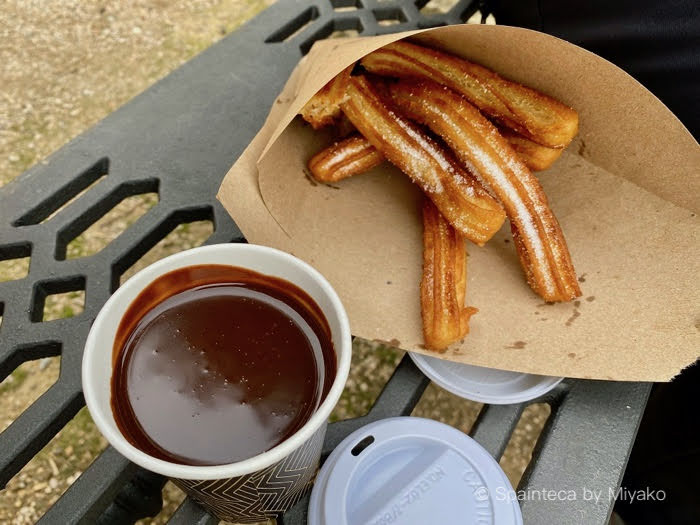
496, 126, 563, 171
340, 75, 506, 246
361, 41, 578, 148
421, 198, 477, 351
299, 65, 352, 129
308, 134, 384, 182
389, 80, 580, 301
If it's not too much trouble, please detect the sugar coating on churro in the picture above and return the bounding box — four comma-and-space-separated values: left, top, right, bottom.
340, 75, 506, 245
308, 134, 384, 182
389, 109, 445, 194
388, 80, 579, 301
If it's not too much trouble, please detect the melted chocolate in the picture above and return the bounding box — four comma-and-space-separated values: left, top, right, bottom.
111, 264, 336, 466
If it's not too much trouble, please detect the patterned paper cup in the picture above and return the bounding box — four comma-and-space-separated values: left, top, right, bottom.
82, 244, 352, 523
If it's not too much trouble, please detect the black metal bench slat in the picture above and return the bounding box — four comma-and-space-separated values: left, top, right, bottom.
168, 498, 218, 525
519, 380, 651, 524
36, 447, 138, 525
470, 403, 526, 460
0, 382, 83, 488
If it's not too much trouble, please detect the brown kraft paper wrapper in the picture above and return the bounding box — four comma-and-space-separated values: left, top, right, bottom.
217, 24, 700, 382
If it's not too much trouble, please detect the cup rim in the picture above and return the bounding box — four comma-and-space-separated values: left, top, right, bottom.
82, 244, 352, 480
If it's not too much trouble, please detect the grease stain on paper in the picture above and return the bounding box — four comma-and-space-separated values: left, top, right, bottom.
566, 309, 581, 327
302, 169, 318, 186
577, 139, 587, 157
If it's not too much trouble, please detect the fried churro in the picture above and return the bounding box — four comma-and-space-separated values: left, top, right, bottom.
496, 126, 563, 171
340, 75, 506, 246
309, 127, 562, 182
308, 134, 384, 182
388, 80, 580, 301
299, 65, 352, 129
361, 41, 579, 148
421, 198, 477, 351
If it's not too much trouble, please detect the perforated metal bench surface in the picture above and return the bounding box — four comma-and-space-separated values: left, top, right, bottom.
0, 1, 650, 523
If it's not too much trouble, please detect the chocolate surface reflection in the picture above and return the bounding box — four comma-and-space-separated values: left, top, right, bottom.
111, 264, 336, 466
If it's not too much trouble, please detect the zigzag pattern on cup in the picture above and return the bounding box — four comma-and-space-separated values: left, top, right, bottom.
174, 425, 326, 523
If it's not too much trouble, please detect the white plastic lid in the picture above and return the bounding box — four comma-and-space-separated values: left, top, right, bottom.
309, 417, 522, 525
409, 352, 563, 405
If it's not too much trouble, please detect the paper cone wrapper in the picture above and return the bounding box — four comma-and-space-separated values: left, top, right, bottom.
218, 24, 699, 382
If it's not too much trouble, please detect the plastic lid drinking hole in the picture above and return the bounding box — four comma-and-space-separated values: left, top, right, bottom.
308, 417, 522, 525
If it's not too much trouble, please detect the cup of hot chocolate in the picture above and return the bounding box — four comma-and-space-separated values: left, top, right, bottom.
82, 244, 351, 523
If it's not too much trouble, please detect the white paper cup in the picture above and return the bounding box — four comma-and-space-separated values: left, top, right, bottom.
82, 244, 352, 523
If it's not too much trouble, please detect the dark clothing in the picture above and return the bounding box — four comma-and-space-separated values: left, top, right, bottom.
488, 0, 700, 137
613, 363, 700, 524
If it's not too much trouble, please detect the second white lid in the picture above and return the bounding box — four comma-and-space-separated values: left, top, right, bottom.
409, 352, 563, 404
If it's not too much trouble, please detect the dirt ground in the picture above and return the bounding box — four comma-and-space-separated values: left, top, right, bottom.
0, 1, 547, 523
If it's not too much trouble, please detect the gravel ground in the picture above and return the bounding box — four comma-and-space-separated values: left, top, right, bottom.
1, 1, 545, 523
